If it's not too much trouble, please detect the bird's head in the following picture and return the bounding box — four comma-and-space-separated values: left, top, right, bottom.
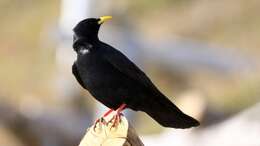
73, 16, 112, 55
73, 16, 112, 41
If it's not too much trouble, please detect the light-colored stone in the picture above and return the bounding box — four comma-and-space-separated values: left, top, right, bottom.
78, 112, 144, 146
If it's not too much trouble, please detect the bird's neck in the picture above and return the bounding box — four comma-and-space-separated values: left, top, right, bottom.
81, 35, 100, 43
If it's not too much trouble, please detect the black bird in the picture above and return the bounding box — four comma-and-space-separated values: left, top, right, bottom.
72, 16, 199, 128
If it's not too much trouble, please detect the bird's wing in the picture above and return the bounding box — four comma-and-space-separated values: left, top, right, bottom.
103, 46, 159, 92
103, 46, 200, 128
72, 63, 87, 89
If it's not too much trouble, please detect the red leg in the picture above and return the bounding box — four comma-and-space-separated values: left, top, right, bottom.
103, 108, 114, 117
110, 103, 127, 128
104, 104, 126, 118
117, 103, 127, 113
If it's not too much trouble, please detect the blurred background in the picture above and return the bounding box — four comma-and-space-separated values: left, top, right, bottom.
0, 0, 260, 146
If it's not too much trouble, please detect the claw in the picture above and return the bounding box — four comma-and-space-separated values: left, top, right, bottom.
93, 104, 127, 131
108, 103, 126, 129
93, 118, 101, 131
93, 118, 106, 131
109, 112, 123, 129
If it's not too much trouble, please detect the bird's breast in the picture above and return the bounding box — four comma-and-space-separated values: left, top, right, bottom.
76, 54, 125, 90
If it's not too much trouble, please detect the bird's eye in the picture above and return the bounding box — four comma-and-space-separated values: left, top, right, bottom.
73, 42, 82, 51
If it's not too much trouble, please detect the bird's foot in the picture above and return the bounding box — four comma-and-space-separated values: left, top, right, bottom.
93, 108, 114, 131
108, 104, 127, 129
93, 104, 127, 130
109, 112, 123, 129
93, 118, 106, 131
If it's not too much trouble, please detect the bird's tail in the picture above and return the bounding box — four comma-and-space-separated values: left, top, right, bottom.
142, 94, 200, 128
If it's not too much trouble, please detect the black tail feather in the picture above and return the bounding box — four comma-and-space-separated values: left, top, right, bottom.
142, 94, 200, 128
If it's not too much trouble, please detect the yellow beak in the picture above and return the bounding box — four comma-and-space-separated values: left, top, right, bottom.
98, 16, 112, 24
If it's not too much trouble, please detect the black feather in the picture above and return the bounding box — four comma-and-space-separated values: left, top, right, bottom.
72, 17, 200, 129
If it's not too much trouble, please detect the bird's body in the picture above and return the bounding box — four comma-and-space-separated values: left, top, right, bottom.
73, 42, 136, 109
72, 16, 199, 128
